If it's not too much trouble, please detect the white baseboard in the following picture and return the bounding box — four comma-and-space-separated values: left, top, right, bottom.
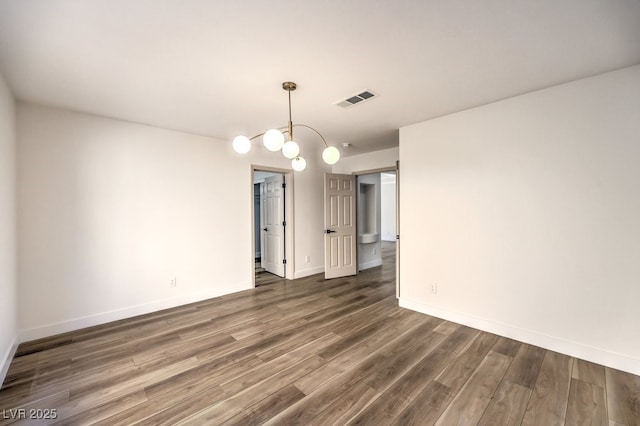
399, 297, 640, 377
19, 283, 252, 343
293, 266, 324, 279
359, 259, 383, 271
1, 335, 19, 387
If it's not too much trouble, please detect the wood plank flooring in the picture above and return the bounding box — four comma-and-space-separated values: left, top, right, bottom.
254, 270, 285, 287
2, 242, 639, 425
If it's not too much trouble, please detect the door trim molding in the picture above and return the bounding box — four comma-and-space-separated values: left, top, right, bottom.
251, 166, 295, 286
351, 166, 400, 298
351, 166, 397, 176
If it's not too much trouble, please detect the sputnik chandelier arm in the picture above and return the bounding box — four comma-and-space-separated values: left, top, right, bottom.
231, 82, 341, 171
246, 124, 327, 147
293, 124, 329, 147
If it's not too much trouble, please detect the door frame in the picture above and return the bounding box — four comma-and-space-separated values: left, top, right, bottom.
251, 165, 295, 287
351, 165, 399, 297
261, 173, 286, 277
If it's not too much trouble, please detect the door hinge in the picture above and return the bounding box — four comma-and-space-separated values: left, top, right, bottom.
282, 183, 286, 189
396, 234, 400, 240
282, 221, 286, 226
282, 259, 287, 264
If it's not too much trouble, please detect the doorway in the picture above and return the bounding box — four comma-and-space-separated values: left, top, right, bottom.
356, 171, 396, 273
323, 166, 398, 294
252, 167, 294, 287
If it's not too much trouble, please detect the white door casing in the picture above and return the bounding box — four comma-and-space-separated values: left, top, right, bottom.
395, 162, 400, 298
259, 183, 265, 269
261, 174, 285, 277
324, 173, 357, 279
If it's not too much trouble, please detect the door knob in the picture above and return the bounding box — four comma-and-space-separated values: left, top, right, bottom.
325, 229, 336, 234
263, 228, 268, 231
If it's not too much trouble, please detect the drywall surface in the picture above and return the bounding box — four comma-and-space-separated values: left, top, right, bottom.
332, 147, 398, 174
400, 65, 640, 374
381, 173, 396, 242
357, 173, 381, 270
17, 103, 327, 339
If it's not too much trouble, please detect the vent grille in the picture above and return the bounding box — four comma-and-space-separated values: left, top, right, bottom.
334, 90, 377, 108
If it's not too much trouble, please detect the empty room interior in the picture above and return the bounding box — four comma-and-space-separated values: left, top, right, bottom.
1, 1, 640, 424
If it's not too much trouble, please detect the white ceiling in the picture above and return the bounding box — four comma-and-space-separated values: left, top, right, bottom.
1, 1, 639, 156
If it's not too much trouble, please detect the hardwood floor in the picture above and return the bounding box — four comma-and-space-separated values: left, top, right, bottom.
2, 241, 639, 425
254, 257, 287, 287
254, 270, 286, 287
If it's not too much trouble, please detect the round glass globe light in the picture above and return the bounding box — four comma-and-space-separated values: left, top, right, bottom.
322, 146, 340, 165
292, 156, 307, 171
263, 129, 285, 151
282, 140, 300, 159
232, 135, 251, 154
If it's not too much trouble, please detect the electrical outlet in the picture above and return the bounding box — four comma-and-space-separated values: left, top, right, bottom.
170, 277, 177, 287
431, 283, 437, 294
305, 256, 310, 264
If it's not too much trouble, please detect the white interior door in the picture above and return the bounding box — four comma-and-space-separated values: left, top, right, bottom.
261, 174, 285, 277
325, 173, 357, 279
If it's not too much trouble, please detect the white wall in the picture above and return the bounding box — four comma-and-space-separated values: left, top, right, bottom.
399, 65, 640, 375
17, 103, 327, 340
332, 147, 398, 174
357, 173, 381, 270
0, 72, 17, 384
381, 173, 396, 242
289, 146, 327, 278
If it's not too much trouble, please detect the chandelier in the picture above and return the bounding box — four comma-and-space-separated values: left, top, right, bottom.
231, 81, 340, 171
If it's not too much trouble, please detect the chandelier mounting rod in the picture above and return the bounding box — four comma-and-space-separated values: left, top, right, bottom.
284, 82, 296, 140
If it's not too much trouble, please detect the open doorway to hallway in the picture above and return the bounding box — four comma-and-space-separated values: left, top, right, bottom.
350, 169, 397, 289
253, 170, 287, 287
356, 170, 397, 277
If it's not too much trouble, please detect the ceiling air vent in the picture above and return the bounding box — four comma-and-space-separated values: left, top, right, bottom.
334, 90, 377, 108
